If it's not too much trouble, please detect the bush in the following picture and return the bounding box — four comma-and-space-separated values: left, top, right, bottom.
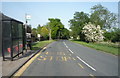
82, 22, 104, 42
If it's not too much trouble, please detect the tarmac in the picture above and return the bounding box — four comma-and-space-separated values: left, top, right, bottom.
1, 49, 41, 77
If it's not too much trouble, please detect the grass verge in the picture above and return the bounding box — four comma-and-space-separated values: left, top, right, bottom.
71, 40, 119, 55
32, 40, 54, 50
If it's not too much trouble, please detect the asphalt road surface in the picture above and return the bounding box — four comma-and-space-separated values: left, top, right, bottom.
20, 40, 118, 77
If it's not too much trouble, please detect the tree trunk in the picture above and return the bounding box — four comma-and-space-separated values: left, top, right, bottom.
49, 29, 52, 40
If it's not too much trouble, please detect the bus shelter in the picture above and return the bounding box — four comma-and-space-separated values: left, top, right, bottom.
1, 14, 25, 61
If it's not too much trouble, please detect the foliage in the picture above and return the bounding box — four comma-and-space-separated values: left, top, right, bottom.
69, 11, 89, 40
37, 24, 42, 34
48, 18, 64, 39
103, 28, 120, 42
111, 28, 120, 42
82, 22, 104, 42
90, 4, 117, 29
103, 31, 114, 41
40, 26, 49, 40
32, 28, 37, 38
61, 28, 70, 39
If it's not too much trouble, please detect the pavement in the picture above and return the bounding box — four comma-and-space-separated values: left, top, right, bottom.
2, 49, 42, 77
11, 40, 118, 77
0, 57, 2, 78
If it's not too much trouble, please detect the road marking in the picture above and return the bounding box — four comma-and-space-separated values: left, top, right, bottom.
63, 42, 74, 54
50, 56, 53, 61
43, 57, 46, 61
68, 49, 73, 54
63, 41, 96, 71
13, 47, 44, 77
68, 56, 71, 60
72, 57, 76, 60
43, 47, 47, 49
40, 56, 43, 58
89, 74, 95, 78
37, 58, 41, 60
63, 52, 65, 55
76, 56, 96, 71
46, 52, 48, 55
66, 46, 68, 48
78, 63, 84, 69
64, 57, 67, 61
62, 56, 64, 61
63, 42, 68, 48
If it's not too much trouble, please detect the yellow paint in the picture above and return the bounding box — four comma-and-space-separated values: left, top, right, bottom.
78, 63, 84, 69
64, 57, 67, 61
50, 56, 53, 61
89, 74, 95, 78
46, 52, 48, 55
43, 47, 47, 49
40, 56, 43, 58
12, 46, 47, 77
68, 56, 71, 60
61, 56, 64, 61
13, 51, 42, 77
72, 57, 76, 60
37, 58, 41, 60
43, 57, 46, 61
56, 57, 58, 61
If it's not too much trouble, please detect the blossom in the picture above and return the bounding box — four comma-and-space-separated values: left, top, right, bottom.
82, 22, 104, 42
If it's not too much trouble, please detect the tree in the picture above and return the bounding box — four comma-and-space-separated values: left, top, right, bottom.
40, 26, 49, 40
31, 28, 37, 42
69, 11, 89, 40
90, 4, 117, 29
32, 28, 37, 37
48, 18, 64, 39
37, 24, 42, 34
61, 28, 70, 39
82, 22, 104, 42
111, 28, 120, 42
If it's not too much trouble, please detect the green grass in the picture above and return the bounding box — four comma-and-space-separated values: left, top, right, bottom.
71, 40, 119, 55
32, 40, 54, 50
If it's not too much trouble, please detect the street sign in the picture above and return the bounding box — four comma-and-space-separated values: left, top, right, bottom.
26, 14, 31, 20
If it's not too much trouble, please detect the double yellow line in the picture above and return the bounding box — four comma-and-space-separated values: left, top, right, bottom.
12, 47, 46, 77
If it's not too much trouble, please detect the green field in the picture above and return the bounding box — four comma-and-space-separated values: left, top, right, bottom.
32, 40, 54, 50
71, 40, 119, 55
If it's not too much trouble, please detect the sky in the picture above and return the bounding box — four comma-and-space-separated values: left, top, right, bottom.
1, 1, 118, 29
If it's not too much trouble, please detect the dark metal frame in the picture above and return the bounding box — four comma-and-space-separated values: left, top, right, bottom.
2, 14, 24, 61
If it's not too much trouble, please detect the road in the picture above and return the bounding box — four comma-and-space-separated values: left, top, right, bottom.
17, 40, 118, 77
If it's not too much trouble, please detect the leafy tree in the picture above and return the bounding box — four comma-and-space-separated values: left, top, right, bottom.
48, 18, 64, 39
32, 28, 37, 37
37, 24, 42, 34
111, 28, 120, 42
31, 28, 37, 41
90, 4, 117, 29
40, 26, 49, 40
69, 11, 89, 40
61, 28, 70, 39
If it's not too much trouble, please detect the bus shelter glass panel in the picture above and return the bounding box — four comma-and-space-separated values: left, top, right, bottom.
2, 21, 11, 57
12, 21, 19, 57
18, 23, 23, 53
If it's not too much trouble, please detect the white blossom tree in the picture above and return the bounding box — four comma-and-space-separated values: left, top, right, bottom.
82, 22, 104, 42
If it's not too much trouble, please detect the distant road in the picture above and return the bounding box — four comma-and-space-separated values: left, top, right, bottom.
18, 40, 118, 76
